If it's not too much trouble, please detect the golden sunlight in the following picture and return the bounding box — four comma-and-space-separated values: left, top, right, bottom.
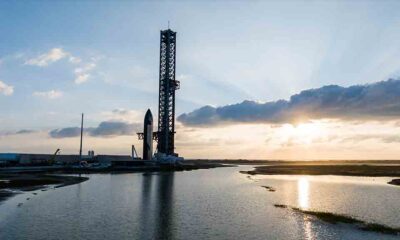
279, 121, 327, 145
298, 177, 310, 209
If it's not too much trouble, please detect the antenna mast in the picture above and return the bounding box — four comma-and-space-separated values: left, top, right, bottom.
79, 113, 84, 160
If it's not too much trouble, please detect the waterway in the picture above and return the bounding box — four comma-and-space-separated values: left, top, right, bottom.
0, 166, 399, 240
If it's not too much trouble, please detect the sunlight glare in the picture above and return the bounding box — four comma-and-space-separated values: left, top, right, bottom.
279, 121, 327, 145
298, 177, 310, 209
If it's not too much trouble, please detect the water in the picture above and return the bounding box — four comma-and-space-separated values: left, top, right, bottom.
0, 166, 399, 240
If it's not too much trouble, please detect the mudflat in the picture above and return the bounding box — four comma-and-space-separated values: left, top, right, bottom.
240, 164, 400, 186
0, 174, 89, 203
242, 164, 400, 177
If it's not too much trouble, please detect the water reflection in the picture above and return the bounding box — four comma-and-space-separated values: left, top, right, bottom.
156, 173, 175, 240
139, 172, 175, 240
298, 177, 315, 239
303, 218, 315, 240
298, 177, 309, 209
138, 173, 153, 238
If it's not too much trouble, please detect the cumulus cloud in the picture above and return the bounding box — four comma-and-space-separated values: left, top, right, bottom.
0, 80, 14, 96
74, 62, 96, 84
74, 63, 96, 74
49, 127, 81, 138
178, 79, 400, 126
33, 90, 63, 99
74, 73, 90, 84
49, 121, 141, 138
101, 108, 144, 122
25, 48, 69, 67
89, 121, 139, 137
24, 47, 98, 84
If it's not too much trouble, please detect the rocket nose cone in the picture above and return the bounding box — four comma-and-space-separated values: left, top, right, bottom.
145, 109, 153, 121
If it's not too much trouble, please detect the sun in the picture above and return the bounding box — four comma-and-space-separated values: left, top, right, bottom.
279, 121, 327, 145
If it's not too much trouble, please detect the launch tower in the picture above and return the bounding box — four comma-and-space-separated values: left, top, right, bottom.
156, 29, 180, 156
137, 29, 180, 159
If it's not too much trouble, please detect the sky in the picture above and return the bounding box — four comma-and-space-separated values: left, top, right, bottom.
1, 0, 400, 159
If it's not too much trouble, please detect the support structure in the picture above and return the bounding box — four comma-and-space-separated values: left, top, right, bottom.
79, 113, 84, 160
156, 29, 179, 156
137, 29, 180, 159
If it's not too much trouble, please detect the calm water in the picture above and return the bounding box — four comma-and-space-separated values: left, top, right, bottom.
0, 166, 399, 240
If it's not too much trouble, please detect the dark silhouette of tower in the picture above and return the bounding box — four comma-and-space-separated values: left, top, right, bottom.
142, 109, 153, 160
156, 29, 180, 156
79, 113, 84, 160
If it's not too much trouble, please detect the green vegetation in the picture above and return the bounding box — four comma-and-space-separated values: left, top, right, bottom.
274, 204, 400, 235
261, 185, 276, 192
273, 204, 287, 208
388, 179, 400, 186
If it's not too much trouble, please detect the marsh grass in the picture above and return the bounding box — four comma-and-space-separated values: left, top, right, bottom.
274, 204, 400, 235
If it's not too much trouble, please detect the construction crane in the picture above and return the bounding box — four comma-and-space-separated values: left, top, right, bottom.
48, 148, 60, 165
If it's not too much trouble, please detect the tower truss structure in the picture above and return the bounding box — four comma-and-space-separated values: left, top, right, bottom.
156, 29, 179, 156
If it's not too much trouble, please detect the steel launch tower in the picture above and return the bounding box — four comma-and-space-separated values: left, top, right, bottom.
156, 29, 180, 156
137, 29, 180, 158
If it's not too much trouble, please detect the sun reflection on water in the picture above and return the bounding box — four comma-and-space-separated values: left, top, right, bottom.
298, 177, 310, 209
298, 177, 314, 239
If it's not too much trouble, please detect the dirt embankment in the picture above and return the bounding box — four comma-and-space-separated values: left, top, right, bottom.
0, 174, 88, 203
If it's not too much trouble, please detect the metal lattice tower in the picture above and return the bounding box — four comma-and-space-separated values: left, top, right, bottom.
157, 29, 180, 156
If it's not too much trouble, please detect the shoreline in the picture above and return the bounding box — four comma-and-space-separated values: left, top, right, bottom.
188, 159, 400, 165
0, 162, 232, 204
240, 164, 400, 186
0, 174, 89, 204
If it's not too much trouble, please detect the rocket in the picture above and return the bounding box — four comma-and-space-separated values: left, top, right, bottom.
143, 109, 153, 160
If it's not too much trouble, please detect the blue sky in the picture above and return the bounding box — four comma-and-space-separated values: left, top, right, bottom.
1, 1, 400, 159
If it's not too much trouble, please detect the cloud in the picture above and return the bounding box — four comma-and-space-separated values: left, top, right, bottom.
341, 134, 400, 144
0, 129, 36, 136
74, 73, 90, 84
49, 127, 81, 138
178, 79, 400, 126
49, 121, 141, 138
68, 56, 81, 64
74, 63, 96, 74
101, 108, 144, 122
25, 48, 69, 67
24, 47, 98, 84
0, 80, 14, 96
89, 121, 140, 137
33, 90, 63, 99
74, 62, 96, 84
15, 129, 36, 134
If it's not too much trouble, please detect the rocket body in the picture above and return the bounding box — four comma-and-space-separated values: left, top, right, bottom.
143, 109, 153, 160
